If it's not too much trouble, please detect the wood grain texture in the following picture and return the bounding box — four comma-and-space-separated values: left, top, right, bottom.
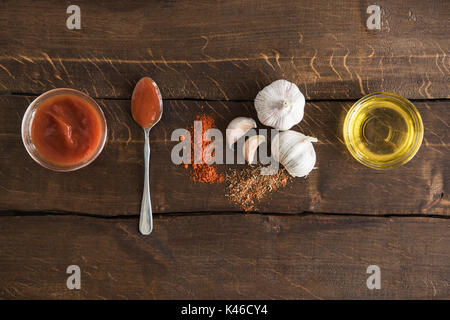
0, 0, 448, 100
0, 214, 448, 299
0, 1, 448, 302
0, 95, 447, 216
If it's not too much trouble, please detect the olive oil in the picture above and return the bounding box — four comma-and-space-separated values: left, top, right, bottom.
343, 92, 423, 169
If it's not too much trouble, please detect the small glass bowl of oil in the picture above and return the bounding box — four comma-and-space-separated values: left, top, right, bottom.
343, 92, 423, 170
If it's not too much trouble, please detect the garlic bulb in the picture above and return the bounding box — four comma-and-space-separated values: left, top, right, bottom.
226, 117, 257, 149
243, 135, 266, 164
254, 79, 305, 131
271, 130, 318, 177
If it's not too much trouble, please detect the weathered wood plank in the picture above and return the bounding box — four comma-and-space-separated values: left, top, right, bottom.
0, 95, 447, 215
0, 0, 448, 99
0, 214, 448, 299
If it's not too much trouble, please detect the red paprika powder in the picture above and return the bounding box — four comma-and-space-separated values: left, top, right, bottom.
184, 112, 224, 184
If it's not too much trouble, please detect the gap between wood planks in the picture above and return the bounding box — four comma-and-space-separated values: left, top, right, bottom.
0, 210, 448, 220
0, 91, 450, 103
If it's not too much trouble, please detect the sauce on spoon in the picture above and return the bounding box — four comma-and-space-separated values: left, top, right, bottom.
131, 77, 162, 128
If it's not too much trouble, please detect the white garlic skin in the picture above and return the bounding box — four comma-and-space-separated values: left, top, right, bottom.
271, 130, 318, 177
254, 79, 305, 131
243, 135, 266, 164
226, 117, 257, 149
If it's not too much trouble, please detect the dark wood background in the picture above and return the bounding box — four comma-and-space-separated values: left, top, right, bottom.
0, 0, 448, 299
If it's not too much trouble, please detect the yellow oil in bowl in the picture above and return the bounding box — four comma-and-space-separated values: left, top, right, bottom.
343, 92, 423, 170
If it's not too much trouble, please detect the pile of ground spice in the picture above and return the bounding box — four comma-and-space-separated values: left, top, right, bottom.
225, 166, 290, 211
183, 112, 224, 184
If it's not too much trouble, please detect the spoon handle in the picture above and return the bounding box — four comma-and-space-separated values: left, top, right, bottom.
139, 129, 153, 235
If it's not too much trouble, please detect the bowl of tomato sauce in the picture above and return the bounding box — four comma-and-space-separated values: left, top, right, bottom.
21, 88, 107, 171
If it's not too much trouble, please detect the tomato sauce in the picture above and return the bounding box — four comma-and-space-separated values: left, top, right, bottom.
31, 94, 104, 166
131, 77, 162, 128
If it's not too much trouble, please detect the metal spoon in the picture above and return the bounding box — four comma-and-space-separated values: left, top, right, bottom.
131, 78, 163, 235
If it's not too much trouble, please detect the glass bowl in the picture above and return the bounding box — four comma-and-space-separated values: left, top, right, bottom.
21, 88, 107, 171
343, 92, 423, 170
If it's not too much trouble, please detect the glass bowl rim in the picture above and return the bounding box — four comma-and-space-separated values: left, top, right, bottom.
343, 92, 424, 170
21, 88, 108, 172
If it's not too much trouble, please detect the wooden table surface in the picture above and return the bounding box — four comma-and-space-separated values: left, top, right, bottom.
0, 0, 448, 299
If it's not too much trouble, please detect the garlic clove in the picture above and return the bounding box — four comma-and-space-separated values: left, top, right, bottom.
271, 130, 318, 177
254, 79, 305, 131
243, 135, 266, 164
226, 117, 257, 149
